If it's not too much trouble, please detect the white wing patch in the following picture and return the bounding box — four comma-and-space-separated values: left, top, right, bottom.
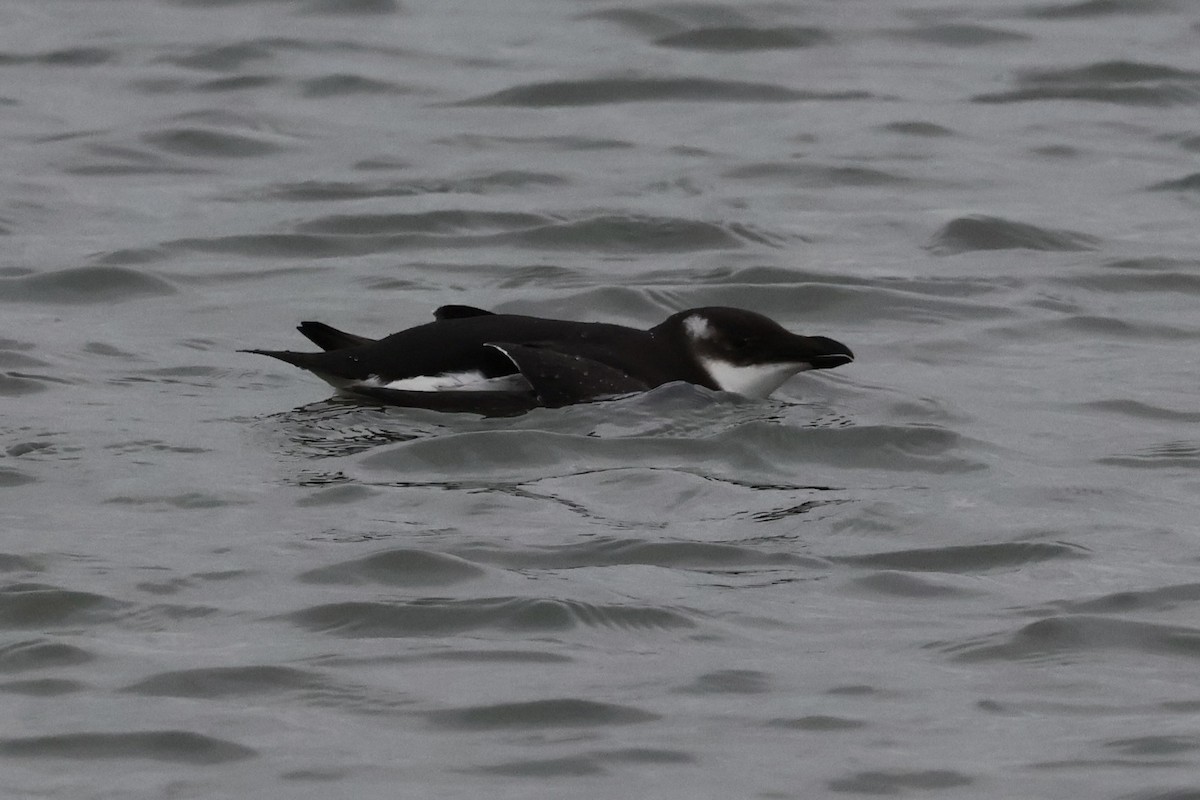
683, 314, 714, 340
700, 357, 812, 398
362, 371, 532, 393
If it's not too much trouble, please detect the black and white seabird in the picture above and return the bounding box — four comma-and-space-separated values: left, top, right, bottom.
244, 305, 853, 414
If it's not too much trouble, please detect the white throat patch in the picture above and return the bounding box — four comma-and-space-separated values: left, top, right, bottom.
700, 357, 812, 399
683, 314, 714, 341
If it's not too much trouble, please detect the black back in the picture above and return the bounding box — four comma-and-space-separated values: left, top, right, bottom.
258, 313, 708, 387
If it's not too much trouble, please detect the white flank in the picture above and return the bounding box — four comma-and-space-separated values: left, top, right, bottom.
700, 357, 812, 398
361, 371, 532, 393
683, 314, 714, 340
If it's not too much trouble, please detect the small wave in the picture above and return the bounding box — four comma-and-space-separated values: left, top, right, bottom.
458, 77, 868, 106
578, 7, 748, 37
262, 401, 429, 460
974, 60, 1200, 106
295, 210, 550, 236
299, 74, 411, 98
887, 24, 1031, 46
186, 212, 756, 256
928, 215, 1100, 254
433, 133, 634, 151
0, 638, 94, 672
284, 596, 697, 636
986, 85, 1198, 106
1079, 399, 1200, 423
0, 678, 84, 696
0, 584, 127, 629
475, 747, 693, 777
0, 266, 175, 304
252, 172, 567, 201
828, 770, 974, 794
1022, 62, 1200, 84
448, 538, 823, 571
941, 615, 1200, 662
142, 127, 288, 158
298, 0, 399, 15
654, 26, 831, 51
63, 140, 210, 176
357, 423, 984, 485
103, 491, 243, 510
157, 40, 276, 71
424, 697, 660, 729
990, 315, 1195, 342
166, 233, 369, 258
1023, 0, 1180, 19
0, 48, 113, 67
851, 571, 986, 598
1147, 172, 1200, 191
1104, 735, 1200, 757
0, 350, 51, 371
724, 162, 912, 188
502, 214, 751, 252
1037, 583, 1200, 615
1054, 267, 1200, 294
878, 121, 955, 137
1096, 441, 1200, 468
834, 542, 1085, 574
299, 549, 488, 586
122, 665, 320, 697
0, 554, 40, 573
196, 75, 278, 92
0, 373, 45, 400
0, 730, 256, 764
397, 649, 573, 665
675, 669, 770, 694
767, 715, 867, 731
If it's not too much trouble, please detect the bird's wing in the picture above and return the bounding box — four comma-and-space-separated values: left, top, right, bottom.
296, 321, 376, 351
486, 342, 650, 407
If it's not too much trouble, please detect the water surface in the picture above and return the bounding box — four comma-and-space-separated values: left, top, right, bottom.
4, 0, 1200, 797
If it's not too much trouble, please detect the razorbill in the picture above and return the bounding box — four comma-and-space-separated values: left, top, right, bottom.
243, 305, 853, 414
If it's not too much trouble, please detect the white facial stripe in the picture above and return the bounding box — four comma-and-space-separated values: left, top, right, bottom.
700, 357, 812, 398
683, 314, 713, 340
362, 371, 531, 393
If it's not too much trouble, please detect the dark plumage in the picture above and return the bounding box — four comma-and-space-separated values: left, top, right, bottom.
244, 305, 853, 414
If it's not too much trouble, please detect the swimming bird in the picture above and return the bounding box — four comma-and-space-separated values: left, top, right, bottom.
243, 305, 853, 414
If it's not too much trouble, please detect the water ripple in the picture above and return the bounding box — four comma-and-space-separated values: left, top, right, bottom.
458, 77, 871, 106
941, 616, 1200, 662
356, 423, 985, 484
284, 597, 698, 636
122, 665, 320, 697
142, 127, 289, 158
0, 639, 94, 672
654, 27, 831, 51
928, 215, 1100, 254
974, 60, 1200, 106
425, 698, 659, 729
298, 549, 489, 586
834, 541, 1086, 574
448, 538, 824, 571
168, 213, 755, 256
0, 731, 256, 764
0, 583, 128, 628
0, 267, 175, 304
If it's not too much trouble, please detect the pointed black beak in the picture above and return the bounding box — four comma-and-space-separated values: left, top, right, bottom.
796, 335, 854, 370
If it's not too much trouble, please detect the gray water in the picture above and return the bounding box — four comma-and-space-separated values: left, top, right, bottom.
3, 0, 1200, 797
